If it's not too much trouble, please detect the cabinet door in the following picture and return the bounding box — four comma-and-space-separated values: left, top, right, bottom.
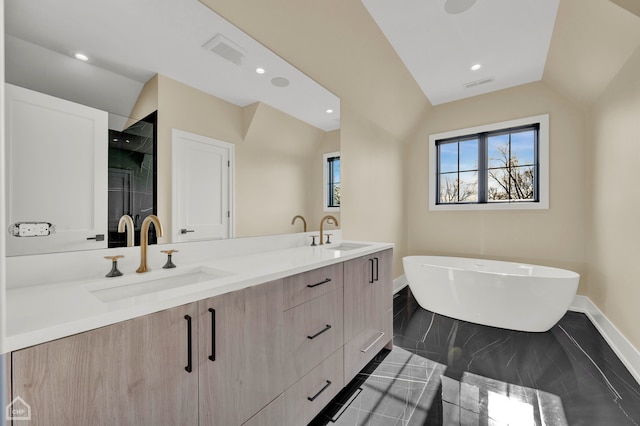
344, 249, 393, 341
198, 290, 244, 426
198, 280, 284, 425
10, 303, 198, 426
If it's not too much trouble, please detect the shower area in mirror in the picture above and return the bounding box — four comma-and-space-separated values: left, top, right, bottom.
107, 111, 157, 248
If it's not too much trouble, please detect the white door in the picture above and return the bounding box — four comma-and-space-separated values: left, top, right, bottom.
172, 129, 234, 242
5, 84, 108, 255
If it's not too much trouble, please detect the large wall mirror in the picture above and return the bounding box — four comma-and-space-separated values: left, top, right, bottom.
4, 0, 340, 256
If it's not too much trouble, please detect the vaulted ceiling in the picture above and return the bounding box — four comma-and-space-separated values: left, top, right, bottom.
201, 0, 640, 138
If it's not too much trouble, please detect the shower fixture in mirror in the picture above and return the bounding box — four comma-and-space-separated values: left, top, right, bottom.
3, 0, 340, 256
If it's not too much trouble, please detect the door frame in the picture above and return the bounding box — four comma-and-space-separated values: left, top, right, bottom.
171, 129, 235, 242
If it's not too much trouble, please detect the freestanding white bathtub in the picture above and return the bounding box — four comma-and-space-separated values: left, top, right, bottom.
402, 256, 580, 332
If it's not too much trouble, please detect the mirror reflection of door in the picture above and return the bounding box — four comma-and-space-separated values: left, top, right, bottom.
107, 111, 157, 248
4, 84, 108, 255
172, 129, 234, 243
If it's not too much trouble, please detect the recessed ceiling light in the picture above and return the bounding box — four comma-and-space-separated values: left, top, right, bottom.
471, 64, 482, 71
256, 67, 265, 74
444, 0, 477, 14
74, 53, 89, 61
326, 109, 334, 114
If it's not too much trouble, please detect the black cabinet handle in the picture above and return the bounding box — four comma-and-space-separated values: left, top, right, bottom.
307, 324, 332, 340
369, 258, 374, 283
374, 257, 379, 282
307, 278, 331, 288
180, 229, 195, 234
86, 234, 105, 241
307, 380, 332, 402
208, 308, 216, 362
184, 315, 193, 373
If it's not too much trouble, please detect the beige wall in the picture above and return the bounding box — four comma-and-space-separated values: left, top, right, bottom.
406, 81, 589, 292
589, 46, 640, 349
131, 74, 334, 241
237, 101, 327, 237
341, 103, 407, 278
306, 129, 341, 234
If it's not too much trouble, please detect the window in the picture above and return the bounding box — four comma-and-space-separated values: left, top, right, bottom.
429, 114, 549, 211
323, 151, 340, 211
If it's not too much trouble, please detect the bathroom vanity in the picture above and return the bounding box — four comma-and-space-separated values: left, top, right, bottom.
4, 235, 393, 425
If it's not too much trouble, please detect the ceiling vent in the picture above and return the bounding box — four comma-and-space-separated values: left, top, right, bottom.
202, 34, 246, 66
463, 76, 495, 89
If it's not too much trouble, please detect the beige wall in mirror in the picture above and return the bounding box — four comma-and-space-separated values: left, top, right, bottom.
3, 4, 341, 255
131, 74, 340, 242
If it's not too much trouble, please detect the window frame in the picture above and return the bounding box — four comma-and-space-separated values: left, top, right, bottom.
429, 114, 549, 211
323, 151, 340, 212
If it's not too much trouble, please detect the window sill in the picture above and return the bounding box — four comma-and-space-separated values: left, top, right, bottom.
429, 201, 548, 211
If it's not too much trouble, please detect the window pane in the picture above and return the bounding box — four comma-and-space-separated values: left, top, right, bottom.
459, 139, 478, 171
509, 166, 535, 200
327, 156, 340, 207
488, 134, 509, 169
458, 171, 478, 202
488, 168, 509, 201
439, 173, 458, 203
511, 131, 535, 166
439, 143, 458, 173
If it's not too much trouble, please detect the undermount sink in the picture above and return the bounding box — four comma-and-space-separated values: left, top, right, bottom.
324, 243, 370, 251
86, 266, 234, 303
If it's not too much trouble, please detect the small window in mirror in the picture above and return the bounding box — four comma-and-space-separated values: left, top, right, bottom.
324, 151, 340, 211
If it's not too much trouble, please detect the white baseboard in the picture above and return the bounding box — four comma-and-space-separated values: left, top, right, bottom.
395, 275, 640, 384
569, 295, 640, 385
393, 275, 408, 295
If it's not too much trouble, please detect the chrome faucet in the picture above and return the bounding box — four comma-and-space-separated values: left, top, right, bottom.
291, 215, 307, 232
136, 215, 164, 273
319, 215, 339, 245
117, 214, 135, 247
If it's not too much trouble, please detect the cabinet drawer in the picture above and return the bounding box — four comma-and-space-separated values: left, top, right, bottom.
242, 395, 284, 426
283, 263, 343, 309
284, 347, 344, 426
344, 309, 393, 382
284, 289, 344, 387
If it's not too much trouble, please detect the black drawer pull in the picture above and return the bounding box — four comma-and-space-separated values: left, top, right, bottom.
307, 380, 332, 402
208, 308, 216, 362
374, 257, 379, 282
184, 315, 193, 373
307, 324, 332, 340
369, 258, 375, 283
307, 278, 331, 288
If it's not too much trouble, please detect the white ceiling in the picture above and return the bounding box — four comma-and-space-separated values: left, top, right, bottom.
4, 0, 340, 131
361, 0, 560, 106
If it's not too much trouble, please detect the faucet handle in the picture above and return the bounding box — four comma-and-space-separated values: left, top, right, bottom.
309, 235, 319, 246
325, 233, 333, 244
161, 249, 179, 269
104, 255, 124, 278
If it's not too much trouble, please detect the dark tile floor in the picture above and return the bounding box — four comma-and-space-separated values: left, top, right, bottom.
311, 287, 640, 425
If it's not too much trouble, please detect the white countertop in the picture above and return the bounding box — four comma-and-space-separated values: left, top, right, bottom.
4, 239, 393, 352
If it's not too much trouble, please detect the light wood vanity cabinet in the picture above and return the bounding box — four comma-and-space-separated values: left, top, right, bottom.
198, 279, 284, 426
9, 303, 199, 426
8, 248, 393, 426
343, 249, 394, 382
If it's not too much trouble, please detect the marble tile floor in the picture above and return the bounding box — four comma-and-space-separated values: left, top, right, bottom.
311, 287, 640, 425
